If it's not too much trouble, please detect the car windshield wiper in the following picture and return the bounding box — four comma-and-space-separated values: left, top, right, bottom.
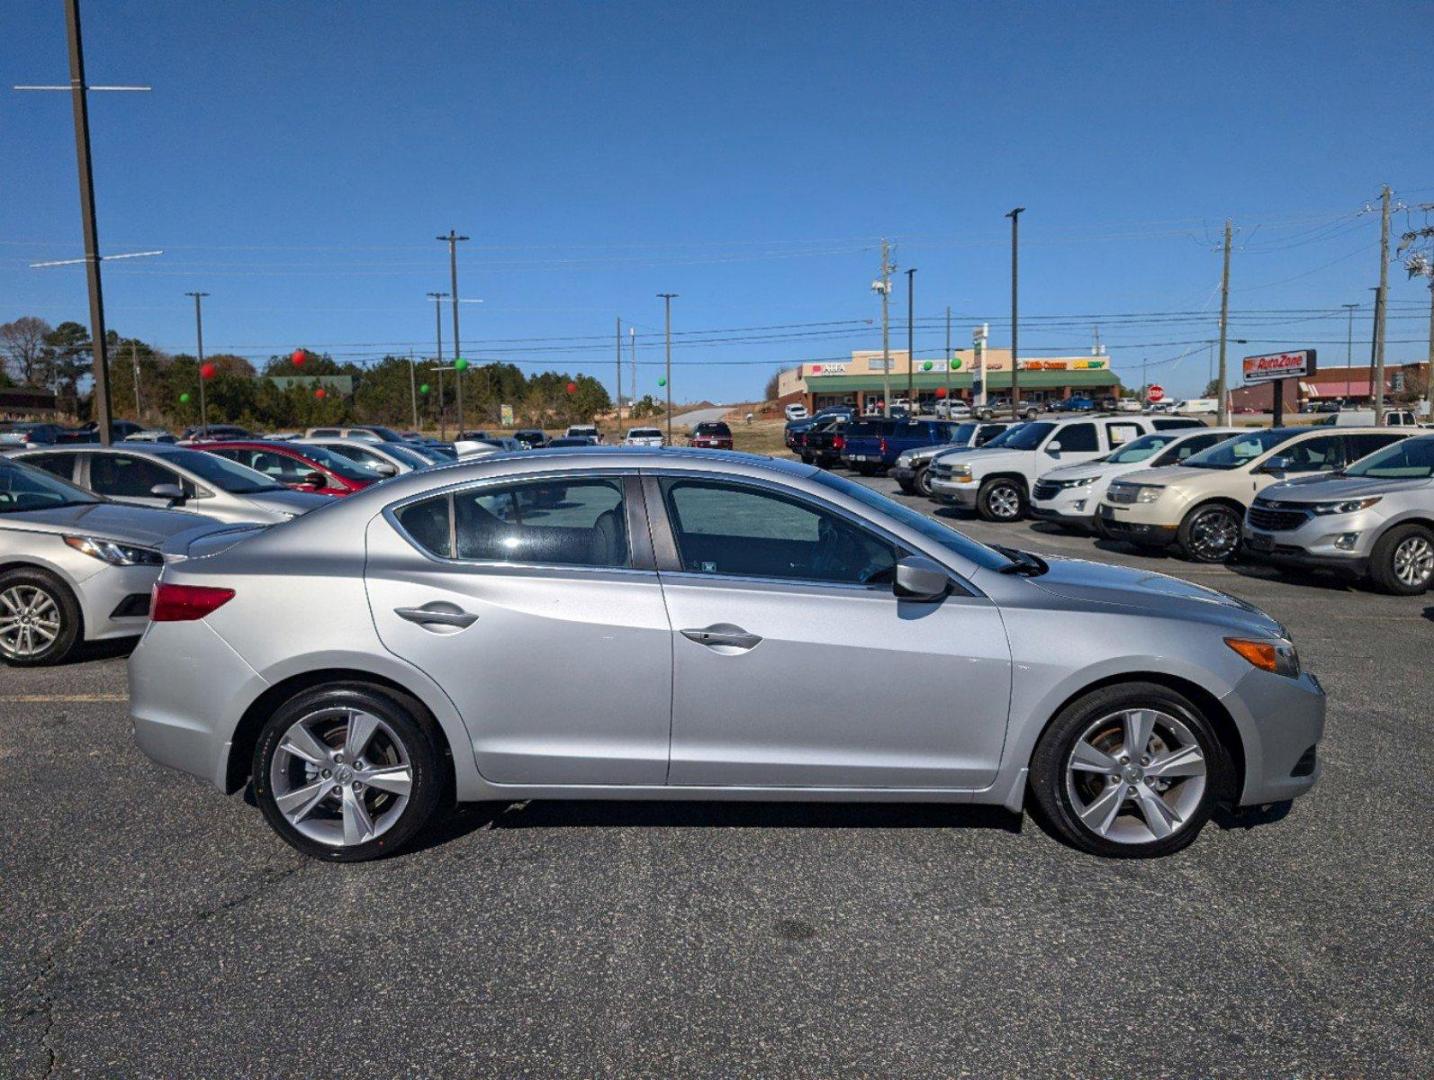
993, 545, 1049, 576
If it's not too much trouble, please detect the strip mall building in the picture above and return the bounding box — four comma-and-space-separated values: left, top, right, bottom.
778, 348, 1122, 413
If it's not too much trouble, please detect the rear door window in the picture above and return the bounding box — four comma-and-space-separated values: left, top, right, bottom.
87, 453, 176, 498
453, 477, 629, 568
17, 453, 77, 482
1344, 433, 1406, 463
1056, 423, 1098, 452
1103, 422, 1141, 448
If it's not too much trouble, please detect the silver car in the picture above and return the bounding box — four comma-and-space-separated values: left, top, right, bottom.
129, 448, 1325, 861
0, 457, 228, 665
297, 437, 431, 476
1244, 433, 1434, 594
8, 443, 331, 525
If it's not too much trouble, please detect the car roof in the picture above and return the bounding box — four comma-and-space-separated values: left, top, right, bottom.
15, 441, 188, 456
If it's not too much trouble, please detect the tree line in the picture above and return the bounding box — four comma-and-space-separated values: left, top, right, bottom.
1, 315, 633, 431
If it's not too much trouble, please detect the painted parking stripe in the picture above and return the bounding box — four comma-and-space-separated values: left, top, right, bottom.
0, 694, 128, 703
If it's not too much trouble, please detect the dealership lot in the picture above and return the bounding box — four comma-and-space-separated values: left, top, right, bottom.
3, 475, 1431, 1078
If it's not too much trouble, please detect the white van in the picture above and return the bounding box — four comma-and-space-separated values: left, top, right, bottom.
1172, 398, 1218, 415
1311, 408, 1422, 428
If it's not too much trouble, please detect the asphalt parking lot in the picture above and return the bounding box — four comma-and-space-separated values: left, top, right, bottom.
3, 472, 1431, 1078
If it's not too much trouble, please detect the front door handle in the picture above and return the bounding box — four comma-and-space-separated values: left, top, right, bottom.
395, 604, 478, 629
681, 623, 762, 652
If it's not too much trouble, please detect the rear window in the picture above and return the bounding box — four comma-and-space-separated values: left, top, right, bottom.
694, 422, 731, 436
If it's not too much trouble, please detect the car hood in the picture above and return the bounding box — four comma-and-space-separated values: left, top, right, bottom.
5, 501, 225, 547
1117, 463, 1215, 489
240, 489, 332, 515
1260, 474, 1433, 501
1041, 459, 1126, 482
1026, 556, 1285, 637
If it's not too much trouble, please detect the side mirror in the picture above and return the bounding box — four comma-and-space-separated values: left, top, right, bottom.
303, 470, 328, 488
373, 462, 399, 477
149, 482, 185, 504
1260, 455, 1291, 476
893, 555, 951, 602
1045, 440, 1063, 455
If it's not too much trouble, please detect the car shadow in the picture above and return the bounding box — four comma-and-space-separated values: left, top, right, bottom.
68, 636, 139, 664
414, 798, 1023, 851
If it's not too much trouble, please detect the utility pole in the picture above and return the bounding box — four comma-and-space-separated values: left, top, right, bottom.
1007, 208, 1024, 420
1141, 357, 1148, 400
431, 365, 455, 441
657, 294, 677, 444
1425, 280, 1434, 418
944, 305, 952, 406
427, 291, 446, 434
186, 291, 209, 434
1216, 219, 1233, 426
1374, 185, 1391, 423
629, 326, 637, 429
1342, 302, 1359, 367
876, 240, 893, 415
131, 338, 142, 419
615, 316, 623, 427
408, 350, 419, 431
437, 230, 469, 433
905, 268, 917, 416
1369, 286, 1383, 395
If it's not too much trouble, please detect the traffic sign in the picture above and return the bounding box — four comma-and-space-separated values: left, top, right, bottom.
1147, 385, 1166, 403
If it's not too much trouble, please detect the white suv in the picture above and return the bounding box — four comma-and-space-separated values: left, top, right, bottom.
928, 415, 1205, 521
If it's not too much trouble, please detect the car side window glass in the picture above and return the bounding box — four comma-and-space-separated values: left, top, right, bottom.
1158, 433, 1222, 465
19, 453, 74, 481
88, 454, 173, 497
1345, 433, 1403, 462
452, 477, 629, 568
659, 478, 897, 586
395, 495, 453, 558
1058, 423, 1098, 452
1283, 435, 1344, 473
1104, 422, 1140, 448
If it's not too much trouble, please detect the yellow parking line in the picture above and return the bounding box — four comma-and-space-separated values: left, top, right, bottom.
0, 694, 128, 703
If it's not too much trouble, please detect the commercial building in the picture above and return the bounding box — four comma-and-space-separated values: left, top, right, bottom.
778, 348, 1121, 414
1227, 361, 1430, 413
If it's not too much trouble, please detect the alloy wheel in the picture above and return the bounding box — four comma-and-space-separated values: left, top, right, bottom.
989, 484, 1021, 520
1393, 535, 1434, 588
0, 585, 62, 660
1187, 507, 1240, 561
269, 707, 414, 847
1065, 708, 1207, 844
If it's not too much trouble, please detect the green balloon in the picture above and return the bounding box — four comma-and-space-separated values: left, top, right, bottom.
454, 357, 469, 372
179, 392, 191, 404
419, 383, 430, 395
657, 377, 667, 387
949, 357, 963, 370
922, 360, 933, 371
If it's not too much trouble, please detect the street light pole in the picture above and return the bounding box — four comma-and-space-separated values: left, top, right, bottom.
944, 304, 952, 407
185, 291, 209, 434
615, 316, 623, 427
1342, 302, 1359, 367
438, 230, 469, 433
431, 365, 456, 441
658, 293, 677, 443
1216, 219, 1233, 425
1006, 208, 1024, 420
905, 268, 917, 416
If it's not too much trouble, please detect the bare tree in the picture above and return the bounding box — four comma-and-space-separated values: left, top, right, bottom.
0, 316, 54, 385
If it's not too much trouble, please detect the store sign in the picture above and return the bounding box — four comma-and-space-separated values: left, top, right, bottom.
1242, 349, 1316, 383
808, 363, 848, 376
500, 404, 514, 427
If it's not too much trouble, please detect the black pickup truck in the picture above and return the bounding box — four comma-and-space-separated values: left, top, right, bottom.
797, 416, 848, 467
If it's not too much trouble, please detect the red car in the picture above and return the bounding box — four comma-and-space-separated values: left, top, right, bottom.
688, 421, 734, 450
191, 440, 390, 496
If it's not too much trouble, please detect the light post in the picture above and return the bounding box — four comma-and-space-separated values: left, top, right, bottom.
1006, 208, 1024, 420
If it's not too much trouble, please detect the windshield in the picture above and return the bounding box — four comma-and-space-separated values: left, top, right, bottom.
383, 444, 433, 469
1180, 428, 1297, 470
167, 449, 288, 493
0, 457, 102, 513
1107, 432, 1181, 464
813, 470, 1011, 572
995, 422, 1055, 451
947, 422, 978, 445
1344, 435, 1434, 479
298, 443, 388, 480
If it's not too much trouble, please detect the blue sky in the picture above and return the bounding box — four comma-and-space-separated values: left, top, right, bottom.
4, 0, 1433, 401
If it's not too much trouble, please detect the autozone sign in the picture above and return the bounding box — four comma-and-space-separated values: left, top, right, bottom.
1242, 349, 1317, 383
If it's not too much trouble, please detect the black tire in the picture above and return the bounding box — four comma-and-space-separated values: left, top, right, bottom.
0, 567, 82, 667
1177, 502, 1243, 563
914, 465, 934, 498
253, 683, 446, 862
799, 452, 814, 465
855, 464, 878, 477
895, 478, 915, 495
1368, 523, 1434, 595
1028, 681, 1231, 858
977, 477, 1027, 522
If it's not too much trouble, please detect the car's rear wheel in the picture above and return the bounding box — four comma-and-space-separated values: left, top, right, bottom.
1029, 682, 1229, 858
0, 569, 81, 667
1178, 502, 1242, 562
253, 684, 445, 862
1369, 523, 1434, 595
978, 477, 1026, 522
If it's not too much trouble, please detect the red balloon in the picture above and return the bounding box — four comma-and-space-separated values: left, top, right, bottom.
314, 387, 327, 400
291, 349, 306, 366
199, 362, 216, 380
935, 386, 949, 399
566, 381, 577, 394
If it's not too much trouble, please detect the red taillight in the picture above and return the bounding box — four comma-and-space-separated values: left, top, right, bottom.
833, 434, 845, 449
879, 437, 889, 454
150, 583, 236, 622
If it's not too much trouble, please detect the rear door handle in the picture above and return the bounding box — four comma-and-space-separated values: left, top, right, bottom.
395, 604, 478, 629
680, 623, 762, 651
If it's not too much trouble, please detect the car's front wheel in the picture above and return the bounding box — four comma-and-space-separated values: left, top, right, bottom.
0, 568, 81, 667
977, 477, 1026, 522
1029, 682, 1230, 858
253, 684, 445, 861
914, 466, 934, 498
1178, 502, 1243, 562
1369, 523, 1434, 595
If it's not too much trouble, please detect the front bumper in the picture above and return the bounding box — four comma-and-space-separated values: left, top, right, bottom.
1096, 503, 1180, 546
76, 562, 163, 642
929, 476, 979, 507
1222, 667, 1326, 806
1242, 509, 1385, 572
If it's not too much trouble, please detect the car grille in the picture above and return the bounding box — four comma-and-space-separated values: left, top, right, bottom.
1032, 481, 1060, 500
1106, 485, 1138, 505
931, 463, 954, 480
1247, 503, 1309, 531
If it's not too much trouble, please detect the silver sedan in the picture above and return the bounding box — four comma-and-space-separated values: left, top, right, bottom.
1, 457, 229, 665
129, 448, 1325, 861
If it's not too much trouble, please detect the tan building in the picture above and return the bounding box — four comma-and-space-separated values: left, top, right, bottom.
782, 348, 1121, 413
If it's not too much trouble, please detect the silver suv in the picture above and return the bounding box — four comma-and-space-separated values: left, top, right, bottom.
1244, 433, 1434, 594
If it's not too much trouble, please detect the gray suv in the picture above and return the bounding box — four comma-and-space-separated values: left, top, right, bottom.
1244, 433, 1434, 594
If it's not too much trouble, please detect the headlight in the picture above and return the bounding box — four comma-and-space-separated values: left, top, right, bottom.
1309, 496, 1381, 516
63, 535, 163, 567
949, 464, 973, 480
895, 453, 913, 467
1225, 637, 1301, 678
1052, 476, 1095, 491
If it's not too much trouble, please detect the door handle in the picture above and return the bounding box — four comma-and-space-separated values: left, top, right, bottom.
681, 624, 762, 651
394, 604, 478, 629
